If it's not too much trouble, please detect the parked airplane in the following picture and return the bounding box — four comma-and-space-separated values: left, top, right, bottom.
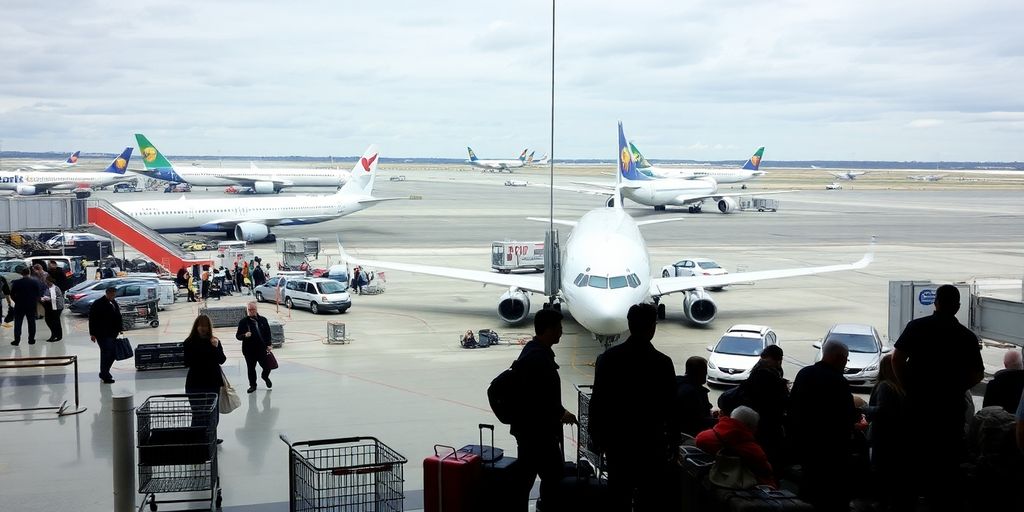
338, 123, 871, 342
134, 134, 350, 193
908, 174, 943, 182
629, 143, 766, 184
114, 145, 398, 242
465, 147, 529, 172
22, 151, 80, 170
566, 125, 790, 213
830, 170, 867, 180
0, 149, 133, 195
527, 151, 551, 166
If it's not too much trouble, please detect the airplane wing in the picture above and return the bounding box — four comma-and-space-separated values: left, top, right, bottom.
356, 196, 411, 206
218, 175, 295, 187
649, 253, 873, 297
338, 242, 546, 294
709, 190, 797, 200
526, 217, 578, 227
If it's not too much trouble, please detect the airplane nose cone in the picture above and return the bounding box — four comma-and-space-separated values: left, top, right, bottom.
575, 301, 629, 337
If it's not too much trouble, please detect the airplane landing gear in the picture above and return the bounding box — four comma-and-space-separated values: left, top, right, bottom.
687, 204, 703, 214
654, 205, 666, 211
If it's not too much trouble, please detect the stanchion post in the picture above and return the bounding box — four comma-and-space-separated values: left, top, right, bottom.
72, 355, 80, 411
112, 394, 136, 512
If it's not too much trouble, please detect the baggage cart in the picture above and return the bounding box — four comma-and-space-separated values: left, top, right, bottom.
137, 394, 221, 511
121, 299, 160, 330
280, 434, 408, 512
135, 343, 186, 371
575, 384, 606, 478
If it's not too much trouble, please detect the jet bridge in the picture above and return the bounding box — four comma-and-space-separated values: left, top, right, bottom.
0, 195, 87, 231
889, 279, 1024, 347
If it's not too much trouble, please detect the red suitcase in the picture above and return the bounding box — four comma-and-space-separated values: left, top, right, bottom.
423, 445, 482, 512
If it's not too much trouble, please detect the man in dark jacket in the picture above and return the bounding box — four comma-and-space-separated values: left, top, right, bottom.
983, 349, 1024, 413
235, 301, 274, 393
589, 303, 678, 511
509, 307, 576, 509
789, 341, 863, 511
892, 284, 984, 510
739, 345, 790, 468
10, 268, 45, 345
89, 287, 123, 383
46, 260, 69, 292
676, 356, 716, 438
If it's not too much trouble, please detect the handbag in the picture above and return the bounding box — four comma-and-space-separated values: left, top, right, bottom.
218, 368, 241, 414
3, 308, 12, 323
264, 351, 279, 370
113, 337, 134, 361
708, 429, 759, 490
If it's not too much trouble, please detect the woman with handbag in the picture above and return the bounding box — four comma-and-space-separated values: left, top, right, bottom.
41, 275, 65, 342
695, 405, 777, 488
184, 315, 227, 440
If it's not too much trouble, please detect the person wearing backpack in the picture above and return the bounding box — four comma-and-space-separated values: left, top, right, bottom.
507, 308, 576, 509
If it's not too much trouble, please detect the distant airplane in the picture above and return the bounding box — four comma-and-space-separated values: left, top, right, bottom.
21, 151, 80, 170
134, 134, 350, 193
465, 147, 529, 172
907, 174, 944, 182
114, 145, 402, 242
528, 151, 551, 166
829, 170, 867, 180
0, 149, 133, 195
629, 143, 766, 184
337, 122, 871, 342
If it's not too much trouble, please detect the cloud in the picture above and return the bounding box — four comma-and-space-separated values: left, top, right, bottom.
907, 119, 944, 128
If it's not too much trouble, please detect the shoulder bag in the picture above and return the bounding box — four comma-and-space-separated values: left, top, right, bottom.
708, 429, 759, 490
218, 368, 241, 414
113, 337, 134, 361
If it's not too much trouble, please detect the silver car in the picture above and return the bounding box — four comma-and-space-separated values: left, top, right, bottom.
813, 323, 890, 387
282, 277, 351, 314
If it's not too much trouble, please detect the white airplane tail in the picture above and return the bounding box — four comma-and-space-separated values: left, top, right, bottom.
338, 145, 379, 196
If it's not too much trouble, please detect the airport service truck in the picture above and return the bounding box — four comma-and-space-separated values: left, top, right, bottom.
739, 198, 780, 212
491, 241, 544, 273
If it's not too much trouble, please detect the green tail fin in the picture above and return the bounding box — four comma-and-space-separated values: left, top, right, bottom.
135, 133, 175, 169
629, 142, 652, 169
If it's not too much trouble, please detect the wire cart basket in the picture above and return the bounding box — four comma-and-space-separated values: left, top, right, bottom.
122, 299, 161, 330
280, 434, 408, 512
137, 394, 221, 511
575, 384, 606, 478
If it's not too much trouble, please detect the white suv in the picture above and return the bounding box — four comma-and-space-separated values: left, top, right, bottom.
707, 324, 779, 385
283, 277, 351, 314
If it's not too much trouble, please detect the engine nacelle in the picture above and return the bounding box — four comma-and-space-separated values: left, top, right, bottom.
717, 197, 739, 214
252, 181, 276, 194
15, 185, 38, 195
606, 196, 615, 208
233, 222, 270, 242
497, 289, 531, 325
682, 289, 718, 325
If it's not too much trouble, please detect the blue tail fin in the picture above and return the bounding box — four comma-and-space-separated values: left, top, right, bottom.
66, 151, 80, 165
518, 148, 529, 161
741, 147, 765, 171
103, 148, 133, 174
618, 122, 649, 182
467, 147, 478, 161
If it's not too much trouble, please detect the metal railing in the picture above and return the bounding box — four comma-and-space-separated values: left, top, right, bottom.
85, 199, 196, 260
0, 355, 88, 416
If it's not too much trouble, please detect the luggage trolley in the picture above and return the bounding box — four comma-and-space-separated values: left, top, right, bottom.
280, 434, 408, 511
575, 384, 607, 478
137, 394, 222, 511
122, 299, 161, 329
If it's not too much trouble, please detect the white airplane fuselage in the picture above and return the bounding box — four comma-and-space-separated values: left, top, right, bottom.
647, 166, 764, 184
558, 208, 652, 336
166, 166, 348, 188
0, 171, 130, 193
114, 192, 371, 234
623, 177, 719, 207
468, 160, 525, 171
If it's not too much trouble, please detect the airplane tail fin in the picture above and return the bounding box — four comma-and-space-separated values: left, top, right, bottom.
339, 145, 379, 196
467, 147, 478, 162
741, 146, 765, 171
135, 133, 176, 170
526, 151, 535, 165
66, 151, 80, 165
629, 142, 652, 169
103, 148, 133, 174
519, 148, 529, 161
617, 122, 649, 185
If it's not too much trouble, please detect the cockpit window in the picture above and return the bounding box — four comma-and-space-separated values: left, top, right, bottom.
626, 274, 641, 288
574, 273, 585, 286
588, 276, 608, 289
609, 276, 628, 289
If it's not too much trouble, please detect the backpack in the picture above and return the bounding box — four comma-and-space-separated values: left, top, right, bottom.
488, 361, 522, 424
968, 406, 1018, 458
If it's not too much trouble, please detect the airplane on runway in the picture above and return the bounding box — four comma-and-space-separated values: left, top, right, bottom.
20, 151, 80, 170
527, 151, 551, 166
134, 134, 351, 193
564, 124, 790, 213
830, 170, 867, 180
338, 123, 872, 343
0, 148, 134, 195
114, 145, 401, 242
629, 143, 767, 184
907, 174, 944, 182
466, 147, 529, 172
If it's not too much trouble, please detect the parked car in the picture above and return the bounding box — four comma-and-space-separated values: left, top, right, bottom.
163, 183, 192, 193
826, 182, 843, 190
68, 280, 160, 315
113, 182, 142, 193
813, 323, 889, 387
65, 277, 159, 304
661, 257, 728, 291
43, 233, 115, 260
388, 175, 406, 181
282, 277, 351, 314
706, 324, 779, 385
504, 180, 528, 187
0, 256, 86, 288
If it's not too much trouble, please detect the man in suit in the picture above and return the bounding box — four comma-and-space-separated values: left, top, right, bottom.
236, 301, 274, 393
47, 260, 69, 292
89, 287, 123, 383
10, 267, 45, 345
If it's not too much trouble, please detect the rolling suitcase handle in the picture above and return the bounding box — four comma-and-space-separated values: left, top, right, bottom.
479, 423, 495, 466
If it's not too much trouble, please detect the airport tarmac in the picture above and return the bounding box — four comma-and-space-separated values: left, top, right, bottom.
1, 171, 1023, 511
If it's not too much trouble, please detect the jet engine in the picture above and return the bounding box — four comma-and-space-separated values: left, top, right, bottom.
682, 289, 718, 325
252, 181, 277, 194
717, 197, 739, 213
497, 288, 531, 325
233, 222, 270, 242
15, 185, 38, 195
606, 197, 615, 207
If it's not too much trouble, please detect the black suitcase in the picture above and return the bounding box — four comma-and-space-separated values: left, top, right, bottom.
713, 487, 814, 511
459, 423, 505, 463
472, 424, 520, 512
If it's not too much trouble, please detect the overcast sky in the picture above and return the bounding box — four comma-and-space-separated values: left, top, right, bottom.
1, 0, 1022, 161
